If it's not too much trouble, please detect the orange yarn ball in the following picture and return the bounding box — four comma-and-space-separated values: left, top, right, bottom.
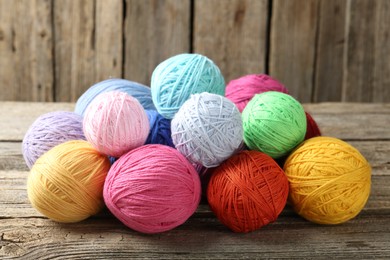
207, 150, 289, 233
27, 140, 111, 223
284, 136, 371, 224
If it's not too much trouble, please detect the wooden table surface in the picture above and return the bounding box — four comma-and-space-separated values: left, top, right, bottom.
0, 102, 389, 259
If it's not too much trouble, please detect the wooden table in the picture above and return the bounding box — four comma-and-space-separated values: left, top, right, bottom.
1, 102, 389, 259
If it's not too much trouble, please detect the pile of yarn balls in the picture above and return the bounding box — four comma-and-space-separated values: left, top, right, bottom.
23, 53, 371, 234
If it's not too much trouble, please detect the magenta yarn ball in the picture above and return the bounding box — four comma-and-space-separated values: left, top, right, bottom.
83, 91, 149, 158
103, 144, 201, 234
226, 74, 288, 112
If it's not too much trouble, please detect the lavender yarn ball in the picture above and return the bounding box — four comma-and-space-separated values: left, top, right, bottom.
145, 110, 174, 147
171, 92, 243, 168
22, 111, 85, 169
75, 78, 155, 116
151, 53, 226, 119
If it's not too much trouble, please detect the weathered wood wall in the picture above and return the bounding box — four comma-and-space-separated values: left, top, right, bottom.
0, 0, 389, 103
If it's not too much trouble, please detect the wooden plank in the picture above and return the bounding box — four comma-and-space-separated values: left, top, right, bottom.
0, 214, 389, 259
0, 0, 17, 100
95, 0, 123, 80
309, 113, 390, 140
303, 102, 390, 114
269, 0, 319, 103
342, 0, 381, 102
373, 0, 390, 102
0, 102, 74, 141
304, 103, 390, 140
124, 0, 191, 86
54, 0, 96, 102
193, 0, 268, 82
0, 143, 28, 172
0, 0, 53, 102
54, 0, 123, 102
313, 0, 347, 102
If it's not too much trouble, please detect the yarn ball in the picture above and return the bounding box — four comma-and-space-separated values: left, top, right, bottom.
103, 144, 201, 234
27, 140, 111, 223
284, 136, 371, 225
83, 91, 150, 157
22, 111, 85, 169
304, 111, 321, 140
242, 91, 306, 158
75, 78, 155, 116
144, 109, 174, 147
171, 92, 243, 168
207, 150, 289, 233
151, 53, 226, 119
226, 74, 289, 112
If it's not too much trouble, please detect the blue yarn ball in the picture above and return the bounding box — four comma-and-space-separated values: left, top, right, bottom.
109, 156, 117, 165
144, 110, 174, 147
151, 53, 226, 119
75, 78, 155, 116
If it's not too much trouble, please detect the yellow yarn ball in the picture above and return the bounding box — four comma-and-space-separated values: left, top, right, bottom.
27, 140, 111, 223
283, 136, 371, 224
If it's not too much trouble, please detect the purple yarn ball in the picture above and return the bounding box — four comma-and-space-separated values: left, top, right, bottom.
145, 110, 174, 147
22, 111, 86, 169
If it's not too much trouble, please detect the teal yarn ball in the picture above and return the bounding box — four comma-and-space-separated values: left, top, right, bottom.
151, 53, 226, 119
242, 92, 306, 158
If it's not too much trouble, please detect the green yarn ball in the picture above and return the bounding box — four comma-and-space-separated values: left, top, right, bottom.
242, 91, 306, 158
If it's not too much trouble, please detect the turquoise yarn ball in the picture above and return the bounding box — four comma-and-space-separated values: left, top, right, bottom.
151, 53, 226, 119
242, 91, 307, 159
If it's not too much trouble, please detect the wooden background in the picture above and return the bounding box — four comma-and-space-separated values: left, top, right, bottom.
0, 0, 389, 103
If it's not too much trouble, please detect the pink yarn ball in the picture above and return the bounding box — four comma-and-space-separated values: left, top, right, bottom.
83, 91, 149, 158
103, 144, 201, 233
226, 74, 288, 112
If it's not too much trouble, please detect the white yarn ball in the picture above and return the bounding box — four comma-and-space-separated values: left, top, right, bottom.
171, 92, 243, 168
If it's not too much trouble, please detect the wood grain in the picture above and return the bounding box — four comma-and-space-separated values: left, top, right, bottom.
95, 0, 123, 80
53, 0, 96, 102
123, 0, 191, 86
342, 0, 376, 102
313, 0, 347, 102
269, 0, 319, 102
372, 0, 390, 102
0, 214, 389, 258
54, 0, 123, 102
0, 102, 74, 141
1, 1, 390, 102
342, 0, 390, 102
0, 0, 53, 102
193, 0, 268, 83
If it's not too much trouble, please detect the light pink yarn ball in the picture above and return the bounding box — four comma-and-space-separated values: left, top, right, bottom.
103, 144, 201, 234
83, 91, 149, 158
226, 74, 288, 112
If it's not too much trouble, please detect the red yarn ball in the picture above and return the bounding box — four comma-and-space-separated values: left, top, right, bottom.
226, 74, 288, 112
207, 150, 289, 233
305, 112, 321, 140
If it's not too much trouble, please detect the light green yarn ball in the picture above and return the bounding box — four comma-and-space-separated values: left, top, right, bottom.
242, 91, 306, 158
